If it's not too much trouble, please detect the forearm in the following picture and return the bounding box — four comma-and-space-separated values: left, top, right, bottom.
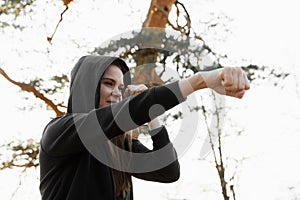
178, 72, 208, 98
96, 81, 185, 139
178, 67, 250, 99
131, 126, 180, 183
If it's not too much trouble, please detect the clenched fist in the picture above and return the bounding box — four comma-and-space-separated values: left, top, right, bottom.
179, 67, 250, 99
203, 67, 250, 98
123, 84, 148, 97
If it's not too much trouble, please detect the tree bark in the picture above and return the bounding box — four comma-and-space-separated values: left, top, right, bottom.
132, 0, 176, 85
142, 0, 175, 28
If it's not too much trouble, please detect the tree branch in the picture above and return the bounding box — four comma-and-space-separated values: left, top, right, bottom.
47, 5, 69, 44
0, 67, 64, 116
200, 93, 230, 200
167, 0, 191, 35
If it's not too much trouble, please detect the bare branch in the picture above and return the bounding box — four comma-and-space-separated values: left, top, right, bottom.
47, 5, 69, 44
200, 95, 219, 167
9, 167, 27, 200
167, 0, 191, 35
200, 93, 230, 200
0, 67, 65, 116
46, 0, 75, 43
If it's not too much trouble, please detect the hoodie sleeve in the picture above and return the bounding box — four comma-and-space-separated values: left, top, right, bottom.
41, 81, 185, 157
131, 126, 180, 183
96, 81, 185, 139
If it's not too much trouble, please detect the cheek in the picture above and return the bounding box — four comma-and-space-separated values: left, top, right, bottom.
100, 87, 112, 105
99, 87, 111, 107
100, 86, 111, 99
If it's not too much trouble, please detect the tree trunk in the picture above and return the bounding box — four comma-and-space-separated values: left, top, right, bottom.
131, 0, 176, 139
132, 0, 176, 85
142, 0, 175, 28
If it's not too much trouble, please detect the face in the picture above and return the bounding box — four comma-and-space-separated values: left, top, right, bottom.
99, 65, 124, 108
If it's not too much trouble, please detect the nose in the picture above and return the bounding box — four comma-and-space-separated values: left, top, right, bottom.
111, 87, 122, 97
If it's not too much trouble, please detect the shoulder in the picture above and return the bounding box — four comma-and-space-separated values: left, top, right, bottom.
44, 113, 86, 131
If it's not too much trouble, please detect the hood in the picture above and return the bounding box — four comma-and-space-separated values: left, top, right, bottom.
67, 55, 131, 113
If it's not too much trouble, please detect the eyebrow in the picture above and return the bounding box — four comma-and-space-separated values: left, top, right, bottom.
102, 77, 124, 87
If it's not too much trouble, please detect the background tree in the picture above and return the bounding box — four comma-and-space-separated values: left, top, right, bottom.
0, 0, 36, 29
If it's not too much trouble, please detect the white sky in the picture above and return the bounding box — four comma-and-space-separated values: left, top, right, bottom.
0, 0, 300, 199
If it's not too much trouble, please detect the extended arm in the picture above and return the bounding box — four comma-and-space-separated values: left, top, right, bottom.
41, 67, 250, 157
179, 67, 250, 99
41, 81, 184, 156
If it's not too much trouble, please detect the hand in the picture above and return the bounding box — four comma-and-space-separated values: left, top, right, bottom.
203, 67, 250, 99
124, 84, 162, 130
124, 84, 148, 97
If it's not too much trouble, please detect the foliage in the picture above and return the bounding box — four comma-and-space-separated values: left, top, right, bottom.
93, 28, 220, 78
0, 0, 36, 29
93, 28, 289, 85
28, 74, 69, 96
0, 0, 35, 16
0, 138, 39, 170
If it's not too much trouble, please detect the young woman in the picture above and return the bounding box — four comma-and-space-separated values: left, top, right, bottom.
39, 55, 249, 200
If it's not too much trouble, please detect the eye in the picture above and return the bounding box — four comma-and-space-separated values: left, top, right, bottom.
103, 81, 113, 86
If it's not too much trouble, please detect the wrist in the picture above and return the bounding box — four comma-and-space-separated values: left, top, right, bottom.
194, 72, 208, 90
199, 69, 222, 90
179, 72, 208, 98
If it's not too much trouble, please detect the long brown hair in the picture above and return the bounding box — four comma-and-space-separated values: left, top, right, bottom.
110, 132, 132, 199
109, 60, 133, 199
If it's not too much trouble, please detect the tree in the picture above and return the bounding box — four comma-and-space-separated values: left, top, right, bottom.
197, 92, 248, 200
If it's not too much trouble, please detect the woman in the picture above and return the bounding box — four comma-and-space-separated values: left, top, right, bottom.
39, 55, 249, 200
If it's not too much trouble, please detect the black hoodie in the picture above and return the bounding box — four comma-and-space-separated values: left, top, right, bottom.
39, 55, 185, 200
